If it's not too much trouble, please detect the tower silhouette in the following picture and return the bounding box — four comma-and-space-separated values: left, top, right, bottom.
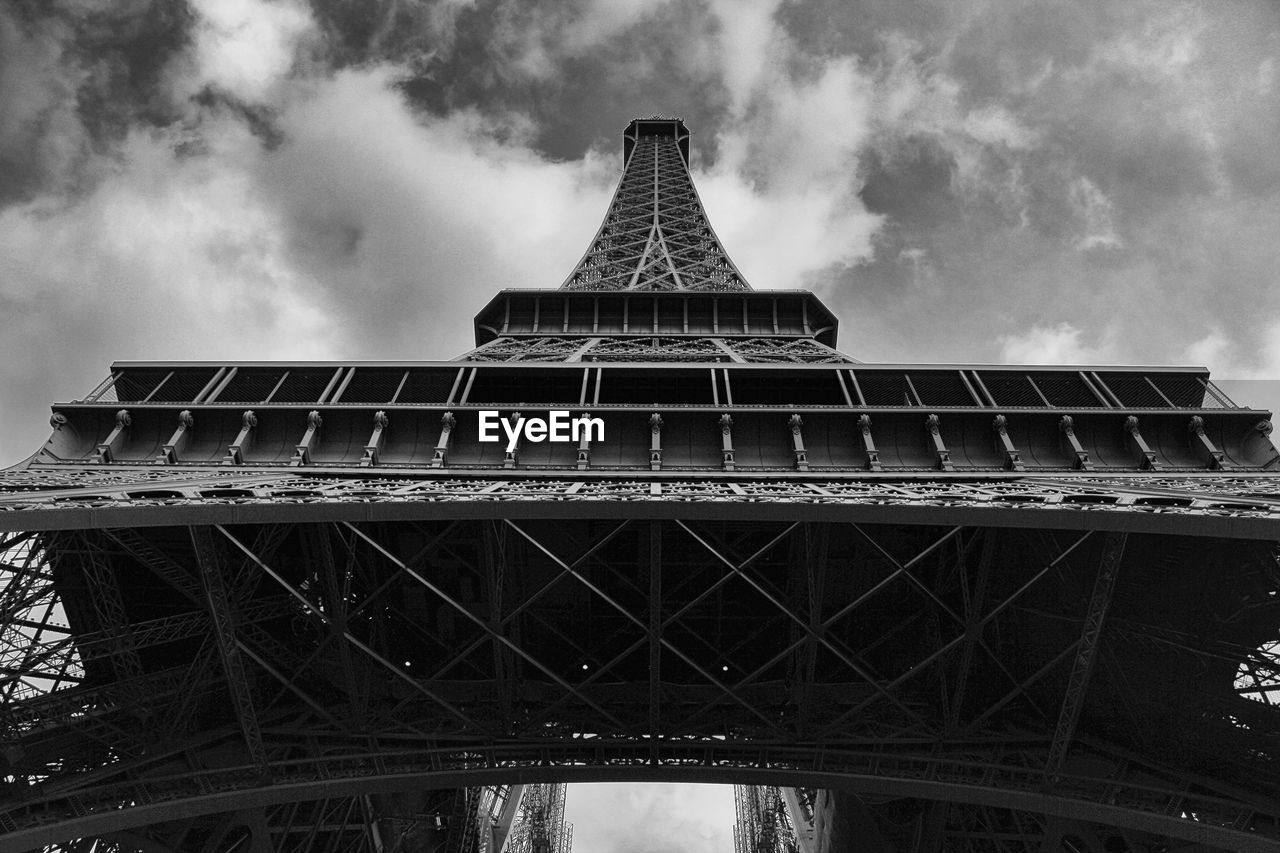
2, 116, 1279, 852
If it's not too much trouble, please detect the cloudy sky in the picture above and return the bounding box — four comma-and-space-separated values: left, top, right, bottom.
1, 0, 1278, 847
2, 0, 1280, 467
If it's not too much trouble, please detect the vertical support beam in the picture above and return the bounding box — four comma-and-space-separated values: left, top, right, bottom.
792, 524, 828, 734
856, 414, 882, 471
991, 415, 1025, 471
1188, 416, 1227, 469
493, 785, 526, 853
1123, 416, 1159, 470
75, 533, 145, 691
913, 802, 948, 853
781, 788, 816, 853
157, 410, 195, 465
649, 413, 663, 471
483, 521, 515, 722
223, 410, 257, 465
925, 414, 954, 471
1045, 531, 1127, 780
432, 411, 456, 468
1058, 416, 1093, 470
812, 791, 896, 853
576, 411, 592, 470
360, 410, 389, 467
948, 529, 995, 731
720, 413, 736, 471
290, 410, 323, 466
93, 409, 131, 463
310, 524, 363, 727
789, 414, 810, 471
648, 520, 662, 764
190, 525, 270, 778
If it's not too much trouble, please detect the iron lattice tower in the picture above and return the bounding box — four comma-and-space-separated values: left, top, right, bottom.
501, 784, 571, 853
734, 785, 800, 853
2, 117, 1280, 853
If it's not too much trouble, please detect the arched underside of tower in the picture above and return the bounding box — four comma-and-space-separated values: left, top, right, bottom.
1, 511, 1279, 852
2, 118, 1279, 853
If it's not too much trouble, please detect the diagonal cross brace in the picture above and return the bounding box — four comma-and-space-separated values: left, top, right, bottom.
190, 526, 270, 778
341, 521, 632, 734
1045, 531, 1127, 780
673, 519, 933, 733
815, 529, 1096, 740
503, 518, 787, 736
216, 524, 485, 735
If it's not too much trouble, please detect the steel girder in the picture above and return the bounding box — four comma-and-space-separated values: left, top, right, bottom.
2, 469, 1280, 539
0, 513, 1277, 852
464, 335, 852, 363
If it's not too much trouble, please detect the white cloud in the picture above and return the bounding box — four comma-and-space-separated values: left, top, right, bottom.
692, 3, 883, 287
1093, 12, 1205, 82
183, 0, 314, 104
1180, 321, 1280, 379
0, 3, 623, 464
998, 322, 1115, 364
256, 70, 616, 354
705, 0, 785, 117
1182, 321, 1280, 419
1259, 58, 1276, 96
1182, 327, 1230, 369
565, 783, 735, 853
1068, 175, 1122, 251
867, 33, 1038, 207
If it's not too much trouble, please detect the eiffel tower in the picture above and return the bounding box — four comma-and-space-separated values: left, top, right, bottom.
2, 116, 1280, 852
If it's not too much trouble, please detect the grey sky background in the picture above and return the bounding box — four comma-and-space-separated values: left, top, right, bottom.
0, 0, 1278, 845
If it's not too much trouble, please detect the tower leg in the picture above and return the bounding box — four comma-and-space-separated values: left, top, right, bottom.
813, 790, 897, 853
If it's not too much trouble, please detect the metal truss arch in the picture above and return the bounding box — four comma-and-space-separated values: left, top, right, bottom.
1, 761, 1277, 853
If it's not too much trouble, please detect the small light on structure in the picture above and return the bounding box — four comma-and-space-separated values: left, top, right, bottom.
722, 665, 729, 672
582, 663, 589, 670
404, 661, 412, 667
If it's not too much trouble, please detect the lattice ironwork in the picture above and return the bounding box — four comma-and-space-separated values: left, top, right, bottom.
584, 335, 725, 361
725, 338, 853, 363
563, 120, 749, 292
505, 784, 572, 853
734, 786, 799, 853
0, 518, 1276, 852
3, 470, 1280, 540
467, 337, 593, 362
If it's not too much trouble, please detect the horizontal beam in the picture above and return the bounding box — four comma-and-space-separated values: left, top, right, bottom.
0, 761, 1274, 853
2, 481, 1277, 539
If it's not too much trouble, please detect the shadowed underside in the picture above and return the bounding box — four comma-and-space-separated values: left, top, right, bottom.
0, 118, 1279, 853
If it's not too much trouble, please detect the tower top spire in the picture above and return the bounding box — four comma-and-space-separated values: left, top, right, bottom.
561, 118, 749, 291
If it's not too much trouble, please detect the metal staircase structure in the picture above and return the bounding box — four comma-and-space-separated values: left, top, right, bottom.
1, 117, 1279, 852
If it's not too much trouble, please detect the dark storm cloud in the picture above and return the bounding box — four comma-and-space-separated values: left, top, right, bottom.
312, 0, 735, 163
760, 0, 1280, 370
0, 0, 194, 204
